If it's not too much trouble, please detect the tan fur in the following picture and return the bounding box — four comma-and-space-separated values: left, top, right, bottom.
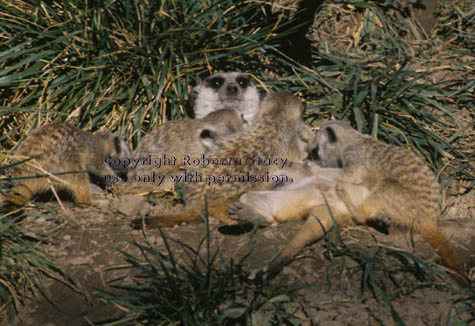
5, 123, 131, 208
230, 120, 469, 286
125, 108, 247, 194
132, 92, 313, 228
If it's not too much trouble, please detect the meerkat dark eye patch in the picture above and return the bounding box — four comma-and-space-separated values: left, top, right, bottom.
207, 76, 225, 90
325, 127, 338, 143
200, 129, 216, 140
114, 136, 122, 154
308, 145, 320, 161
236, 75, 250, 88
337, 158, 343, 169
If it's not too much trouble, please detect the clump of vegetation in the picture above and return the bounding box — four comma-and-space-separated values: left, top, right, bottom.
0, 0, 297, 149
0, 214, 78, 323
320, 222, 474, 325
96, 223, 305, 326
98, 214, 474, 326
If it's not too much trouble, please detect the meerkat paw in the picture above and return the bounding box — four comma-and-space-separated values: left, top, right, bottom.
228, 202, 275, 226
248, 266, 270, 284
131, 216, 152, 230
335, 184, 347, 202
248, 261, 285, 284
369, 212, 393, 226
366, 212, 393, 234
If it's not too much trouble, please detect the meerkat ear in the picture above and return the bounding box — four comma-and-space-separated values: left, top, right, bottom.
113, 135, 132, 158
187, 87, 199, 118
200, 128, 218, 151
325, 126, 338, 143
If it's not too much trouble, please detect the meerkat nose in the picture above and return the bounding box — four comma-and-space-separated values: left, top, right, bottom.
227, 84, 238, 95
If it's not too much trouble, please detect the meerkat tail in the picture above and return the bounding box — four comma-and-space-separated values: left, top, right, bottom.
131, 198, 236, 229
131, 212, 203, 229
418, 222, 469, 287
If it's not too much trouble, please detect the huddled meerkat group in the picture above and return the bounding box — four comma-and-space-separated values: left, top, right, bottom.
126, 107, 248, 194
229, 120, 469, 286
131, 91, 313, 228
3, 71, 469, 287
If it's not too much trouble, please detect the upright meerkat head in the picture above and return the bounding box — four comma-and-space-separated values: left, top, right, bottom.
309, 120, 362, 168
189, 72, 261, 123
198, 108, 247, 151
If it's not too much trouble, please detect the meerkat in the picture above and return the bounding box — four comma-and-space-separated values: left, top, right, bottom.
189, 72, 261, 123
125, 108, 247, 194
229, 120, 469, 286
4, 123, 131, 209
132, 92, 313, 229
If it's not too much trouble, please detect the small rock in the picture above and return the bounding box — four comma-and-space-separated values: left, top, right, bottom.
262, 229, 277, 240
35, 217, 47, 224
63, 235, 71, 241
70, 256, 93, 265
112, 194, 152, 216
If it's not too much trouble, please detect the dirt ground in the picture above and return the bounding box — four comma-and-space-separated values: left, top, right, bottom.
10, 188, 475, 326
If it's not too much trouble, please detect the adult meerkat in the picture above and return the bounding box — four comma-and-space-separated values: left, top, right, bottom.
132, 92, 313, 228
189, 72, 261, 123
5, 123, 131, 209
125, 108, 247, 193
230, 120, 469, 286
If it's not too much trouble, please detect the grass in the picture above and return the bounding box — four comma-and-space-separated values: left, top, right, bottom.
0, 213, 79, 324
96, 213, 474, 326
320, 229, 475, 326
0, 161, 79, 324
95, 221, 305, 326
0, 0, 298, 148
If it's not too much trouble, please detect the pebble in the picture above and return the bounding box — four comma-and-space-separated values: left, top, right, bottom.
35, 217, 47, 224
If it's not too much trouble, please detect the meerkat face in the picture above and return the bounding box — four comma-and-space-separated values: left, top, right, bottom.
198, 108, 247, 151
298, 124, 316, 160
189, 72, 261, 123
93, 133, 132, 177
110, 135, 132, 177
309, 121, 345, 168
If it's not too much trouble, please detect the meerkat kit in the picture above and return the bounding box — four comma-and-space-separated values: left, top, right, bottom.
4, 123, 131, 209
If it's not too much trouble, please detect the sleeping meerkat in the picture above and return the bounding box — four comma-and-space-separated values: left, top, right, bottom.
189, 72, 261, 123
4, 123, 131, 209
132, 92, 314, 229
125, 108, 247, 193
229, 120, 469, 286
